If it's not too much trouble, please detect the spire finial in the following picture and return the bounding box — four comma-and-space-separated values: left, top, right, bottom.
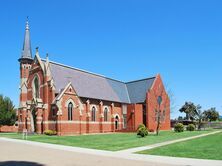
36, 47, 39, 53
26, 16, 29, 30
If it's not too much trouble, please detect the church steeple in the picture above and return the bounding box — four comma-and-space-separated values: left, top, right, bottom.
19, 17, 33, 62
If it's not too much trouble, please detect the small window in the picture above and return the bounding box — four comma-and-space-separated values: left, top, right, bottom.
91, 106, 96, 122
68, 102, 73, 121
123, 114, 127, 129
104, 107, 108, 122
33, 77, 39, 98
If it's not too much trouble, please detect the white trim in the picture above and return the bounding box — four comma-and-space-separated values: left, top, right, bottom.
90, 105, 97, 122
42, 120, 122, 125
34, 52, 45, 73
150, 74, 158, 90
114, 114, 121, 120
103, 106, 109, 122
56, 82, 72, 101
39, 83, 48, 88
103, 106, 110, 112
32, 74, 40, 99
36, 117, 43, 120
18, 121, 123, 125
18, 122, 26, 125
90, 105, 98, 111
18, 122, 31, 125
65, 98, 76, 108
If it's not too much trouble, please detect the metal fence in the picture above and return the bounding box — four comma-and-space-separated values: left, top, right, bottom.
171, 120, 222, 129
200, 122, 222, 129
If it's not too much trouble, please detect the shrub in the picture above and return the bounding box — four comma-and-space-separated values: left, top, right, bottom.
137, 124, 148, 137
174, 123, 184, 132
137, 124, 145, 130
44, 130, 57, 136
186, 124, 195, 131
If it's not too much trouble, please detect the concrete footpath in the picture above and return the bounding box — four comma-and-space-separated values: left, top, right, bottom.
0, 131, 222, 166
0, 138, 177, 166
117, 130, 222, 154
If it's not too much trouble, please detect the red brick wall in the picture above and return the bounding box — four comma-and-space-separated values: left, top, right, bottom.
146, 74, 171, 131
126, 104, 143, 131
134, 104, 143, 130
0, 126, 18, 132
54, 86, 124, 135
19, 57, 170, 135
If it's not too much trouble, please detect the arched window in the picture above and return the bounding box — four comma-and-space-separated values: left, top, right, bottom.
68, 102, 73, 121
115, 115, 119, 130
104, 107, 108, 122
33, 76, 39, 98
91, 106, 96, 122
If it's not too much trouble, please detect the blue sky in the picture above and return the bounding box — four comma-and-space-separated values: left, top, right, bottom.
0, 0, 221, 118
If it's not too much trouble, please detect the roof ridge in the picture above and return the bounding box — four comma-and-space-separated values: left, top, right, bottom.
125, 84, 131, 103
42, 58, 156, 85
42, 59, 125, 83
126, 77, 156, 84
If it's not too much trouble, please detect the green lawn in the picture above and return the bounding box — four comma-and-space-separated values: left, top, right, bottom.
138, 132, 222, 160
0, 130, 216, 151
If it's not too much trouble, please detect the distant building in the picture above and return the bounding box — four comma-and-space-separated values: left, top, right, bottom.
18, 20, 170, 135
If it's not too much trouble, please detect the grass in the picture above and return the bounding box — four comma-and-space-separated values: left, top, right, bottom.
138, 132, 222, 160
0, 129, 216, 151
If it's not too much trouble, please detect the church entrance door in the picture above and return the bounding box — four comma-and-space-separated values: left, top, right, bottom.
30, 108, 37, 133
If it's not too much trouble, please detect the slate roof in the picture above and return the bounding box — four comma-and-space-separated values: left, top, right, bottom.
21, 20, 32, 59
48, 60, 156, 104
126, 78, 155, 103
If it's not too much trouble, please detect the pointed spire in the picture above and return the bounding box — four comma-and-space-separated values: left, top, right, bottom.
20, 17, 32, 60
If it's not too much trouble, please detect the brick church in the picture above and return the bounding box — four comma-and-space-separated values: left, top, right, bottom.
18, 20, 170, 135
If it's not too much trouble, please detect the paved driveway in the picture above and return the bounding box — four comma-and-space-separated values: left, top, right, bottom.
0, 138, 176, 166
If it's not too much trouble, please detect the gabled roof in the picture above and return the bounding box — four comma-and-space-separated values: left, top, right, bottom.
126, 78, 155, 103
46, 60, 156, 104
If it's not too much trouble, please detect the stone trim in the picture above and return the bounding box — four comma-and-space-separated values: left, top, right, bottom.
103, 106, 110, 112
42, 120, 123, 125
90, 105, 98, 112
65, 98, 76, 108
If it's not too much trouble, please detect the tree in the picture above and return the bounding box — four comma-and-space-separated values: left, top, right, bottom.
153, 89, 167, 136
179, 102, 205, 130
0, 94, 16, 126
203, 108, 219, 122
193, 105, 204, 130
177, 116, 184, 121
179, 102, 197, 121
155, 109, 162, 136
166, 86, 176, 114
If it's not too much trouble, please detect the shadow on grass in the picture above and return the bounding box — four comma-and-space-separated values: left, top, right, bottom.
0, 161, 45, 166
